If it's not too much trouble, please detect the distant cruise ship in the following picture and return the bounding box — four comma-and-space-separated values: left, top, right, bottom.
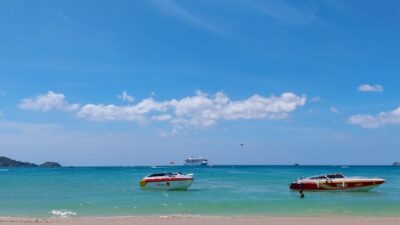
184, 157, 208, 166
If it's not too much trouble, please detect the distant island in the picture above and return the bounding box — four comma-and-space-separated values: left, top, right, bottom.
0, 156, 61, 168
393, 162, 400, 166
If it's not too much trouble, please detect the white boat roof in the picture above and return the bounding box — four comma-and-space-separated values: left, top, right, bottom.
186, 157, 207, 160
147, 172, 182, 177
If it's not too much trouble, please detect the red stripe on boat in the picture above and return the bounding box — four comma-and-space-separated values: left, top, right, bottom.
144, 178, 193, 183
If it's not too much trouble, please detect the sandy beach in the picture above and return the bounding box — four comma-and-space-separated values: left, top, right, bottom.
1, 216, 400, 225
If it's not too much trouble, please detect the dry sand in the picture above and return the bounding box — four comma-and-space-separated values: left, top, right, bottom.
1, 216, 400, 225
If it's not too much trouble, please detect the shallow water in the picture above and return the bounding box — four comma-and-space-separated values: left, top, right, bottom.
0, 166, 399, 217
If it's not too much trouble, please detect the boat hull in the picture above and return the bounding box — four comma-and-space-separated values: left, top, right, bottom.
290, 178, 385, 191
140, 178, 193, 190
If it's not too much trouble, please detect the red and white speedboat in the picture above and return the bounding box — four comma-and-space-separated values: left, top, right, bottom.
139, 172, 194, 190
290, 173, 385, 191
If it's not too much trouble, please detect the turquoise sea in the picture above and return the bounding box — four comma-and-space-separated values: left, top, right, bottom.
0, 166, 399, 218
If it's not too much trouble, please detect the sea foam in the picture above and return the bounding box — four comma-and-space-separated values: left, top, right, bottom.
49, 210, 77, 218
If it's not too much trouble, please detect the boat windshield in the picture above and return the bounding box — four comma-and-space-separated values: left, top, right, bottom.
309, 173, 345, 179
309, 175, 328, 180
327, 173, 345, 179
148, 173, 171, 177
147, 172, 182, 177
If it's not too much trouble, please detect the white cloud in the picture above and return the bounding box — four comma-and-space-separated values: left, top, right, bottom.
358, 84, 383, 92
20, 91, 306, 128
77, 98, 168, 122
152, 114, 173, 121
118, 91, 134, 103
330, 106, 339, 114
78, 91, 306, 128
348, 106, 400, 128
222, 92, 305, 120
19, 91, 80, 112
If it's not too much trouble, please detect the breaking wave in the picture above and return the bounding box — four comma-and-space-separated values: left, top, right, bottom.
49, 210, 77, 218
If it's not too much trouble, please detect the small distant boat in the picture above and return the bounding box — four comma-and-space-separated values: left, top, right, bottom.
139, 172, 194, 190
184, 157, 208, 166
290, 173, 385, 191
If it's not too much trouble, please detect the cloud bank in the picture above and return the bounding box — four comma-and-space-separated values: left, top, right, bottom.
358, 84, 383, 92
20, 91, 306, 128
348, 106, 400, 128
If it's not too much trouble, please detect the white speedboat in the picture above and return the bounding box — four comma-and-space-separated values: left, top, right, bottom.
290, 173, 385, 191
184, 157, 208, 166
139, 172, 194, 190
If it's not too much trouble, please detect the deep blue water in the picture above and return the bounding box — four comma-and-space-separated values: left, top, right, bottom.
0, 166, 399, 217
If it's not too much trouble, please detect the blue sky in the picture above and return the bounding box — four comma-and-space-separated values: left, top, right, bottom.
0, 0, 399, 165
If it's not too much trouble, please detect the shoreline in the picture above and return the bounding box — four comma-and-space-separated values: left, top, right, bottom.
2, 215, 400, 225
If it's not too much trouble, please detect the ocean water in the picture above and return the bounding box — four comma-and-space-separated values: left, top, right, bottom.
0, 166, 399, 218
